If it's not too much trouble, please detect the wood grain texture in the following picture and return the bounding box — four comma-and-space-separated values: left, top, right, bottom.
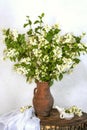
39, 109, 87, 130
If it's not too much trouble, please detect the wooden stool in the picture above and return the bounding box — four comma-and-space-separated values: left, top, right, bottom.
39, 109, 87, 130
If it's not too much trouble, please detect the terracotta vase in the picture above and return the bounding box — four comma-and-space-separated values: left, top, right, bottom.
33, 81, 54, 117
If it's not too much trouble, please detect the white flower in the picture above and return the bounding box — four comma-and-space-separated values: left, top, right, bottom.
33, 49, 38, 56
63, 33, 76, 43
56, 58, 73, 73
63, 58, 73, 65
65, 106, 83, 117
44, 25, 51, 32
43, 55, 49, 62
4, 48, 19, 59
15, 66, 28, 75
20, 57, 31, 64
53, 47, 62, 58
12, 29, 18, 41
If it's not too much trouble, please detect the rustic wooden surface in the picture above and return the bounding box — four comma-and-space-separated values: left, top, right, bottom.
39, 109, 87, 130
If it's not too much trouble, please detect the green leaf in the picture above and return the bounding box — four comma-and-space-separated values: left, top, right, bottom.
6, 29, 10, 36
34, 20, 40, 24
27, 29, 33, 35
45, 33, 53, 42
41, 13, 44, 18
23, 23, 29, 28
35, 26, 42, 33
49, 80, 53, 86
38, 13, 45, 19
28, 20, 32, 25
74, 58, 80, 64
74, 36, 81, 43
59, 73, 63, 80
54, 28, 60, 34
26, 16, 29, 18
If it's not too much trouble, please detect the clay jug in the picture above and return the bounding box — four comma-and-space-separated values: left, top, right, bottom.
33, 81, 54, 117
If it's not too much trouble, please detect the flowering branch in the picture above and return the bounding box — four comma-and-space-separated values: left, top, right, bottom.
2, 13, 87, 86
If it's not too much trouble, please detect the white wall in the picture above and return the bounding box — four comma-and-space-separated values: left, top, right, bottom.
0, 0, 87, 114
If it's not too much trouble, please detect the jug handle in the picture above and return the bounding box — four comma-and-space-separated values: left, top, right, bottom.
34, 87, 37, 95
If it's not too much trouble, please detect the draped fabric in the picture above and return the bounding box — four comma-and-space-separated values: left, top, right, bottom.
0, 107, 40, 130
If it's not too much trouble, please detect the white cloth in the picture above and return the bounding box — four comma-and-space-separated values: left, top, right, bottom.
0, 107, 40, 130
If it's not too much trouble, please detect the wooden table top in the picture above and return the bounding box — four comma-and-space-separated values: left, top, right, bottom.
39, 109, 87, 127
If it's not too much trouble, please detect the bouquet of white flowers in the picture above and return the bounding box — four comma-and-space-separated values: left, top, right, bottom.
3, 13, 87, 86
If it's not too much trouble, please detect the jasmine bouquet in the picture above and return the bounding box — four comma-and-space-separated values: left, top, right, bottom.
65, 105, 82, 117
3, 13, 87, 86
